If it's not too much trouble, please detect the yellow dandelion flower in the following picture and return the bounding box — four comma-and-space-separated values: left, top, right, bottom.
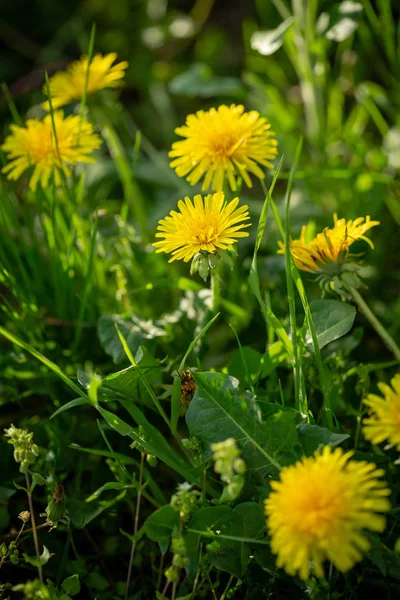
265, 446, 390, 581
42, 53, 128, 110
278, 215, 380, 273
169, 104, 278, 192
363, 373, 400, 450
153, 192, 250, 263
1, 111, 102, 191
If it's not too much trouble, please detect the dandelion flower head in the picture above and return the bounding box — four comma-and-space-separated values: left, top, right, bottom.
153, 192, 250, 263
278, 215, 379, 273
169, 104, 278, 192
1, 111, 102, 190
265, 446, 390, 581
42, 53, 128, 110
363, 373, 400, 451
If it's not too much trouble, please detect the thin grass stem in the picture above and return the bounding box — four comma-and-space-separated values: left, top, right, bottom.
348, 285, 400, 361
24, 472, 43, 582
125, 451, 145, 600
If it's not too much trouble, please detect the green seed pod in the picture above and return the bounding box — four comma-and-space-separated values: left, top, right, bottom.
45, 483, 66, 526
146, 453, 157, 467
164, 566, 180, 583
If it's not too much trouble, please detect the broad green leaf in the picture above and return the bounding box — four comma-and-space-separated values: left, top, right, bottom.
306, 300, 356, 350
297, 424, 350, 456
98, 314, 165, 364
251, 17, 294, 56
185, 503, 267, 578
144, 504, 179, 548
61, 574, 81, 596
208, 503, 265, 578
86, 571, 109, 591
185, 506, 234, 575
186, 372, 301, 476
23, 545, 53, 567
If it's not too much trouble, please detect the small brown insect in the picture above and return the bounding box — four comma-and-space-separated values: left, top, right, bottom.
179, 370, 196, 416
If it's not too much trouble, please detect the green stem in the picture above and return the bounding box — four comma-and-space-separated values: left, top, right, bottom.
211, 267, 220, 313
220, 575, 235, 600
25, 472, 43, 582
348, 285, 400, 361
290, 0, 323, 147
125, 452, 145, 600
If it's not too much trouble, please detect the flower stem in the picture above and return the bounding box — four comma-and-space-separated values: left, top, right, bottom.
125, 451, 145, 600
24, 472, 43, 582
220, 575, 235, 600
211, 267, 220, 313
348, 285, 400, 361
159, 579, 171, 600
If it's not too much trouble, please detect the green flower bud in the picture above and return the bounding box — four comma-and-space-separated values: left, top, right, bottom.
146, 453, 157, 467
18, 511, 30, 523
198, 255, 210, 281
165, 565, 180, 583
42, 483, 69, 529
206, 540, 220, 553
4, 425, 39, 473
170, 482, 200, 520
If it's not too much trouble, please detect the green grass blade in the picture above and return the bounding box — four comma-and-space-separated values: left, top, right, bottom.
78, 23, 96, 140
178, 312, 220, 374
249, 158, 293, 357
283, 138, 303, 411
229, 324, 255, 393
115, 324, 171, 429
74, 211, 98, 347
0, 326, 87, 399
